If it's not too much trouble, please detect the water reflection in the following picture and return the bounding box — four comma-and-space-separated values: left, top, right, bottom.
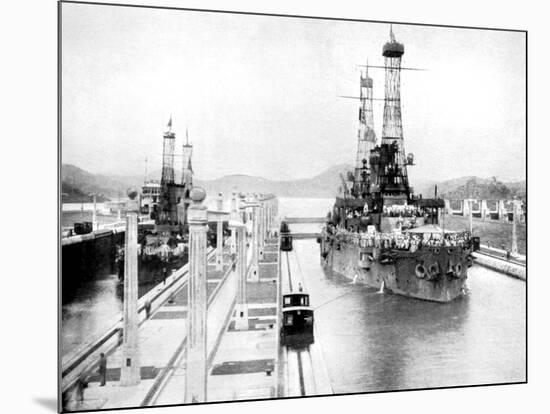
61, 269, 164, 357
61, 273, 120, 356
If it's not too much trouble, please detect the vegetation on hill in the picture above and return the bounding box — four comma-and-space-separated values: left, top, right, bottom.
421, 176, 525, 201
61, 182, 110, 203
62, 164, 128, 201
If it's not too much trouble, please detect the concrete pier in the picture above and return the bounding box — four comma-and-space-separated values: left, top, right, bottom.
120, 190, 141, 386
474, 244, 526, 280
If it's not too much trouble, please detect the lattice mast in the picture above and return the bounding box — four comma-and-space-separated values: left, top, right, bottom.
161, 117, 176, 185
157, 117, 176, 226
181, 128, 193, 188
381, 25, 411, 199
353, 63, 377, 198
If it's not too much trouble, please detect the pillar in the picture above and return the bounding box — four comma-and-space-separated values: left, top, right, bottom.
120, 189, 140, 386
250, 203, 259, 282
230, 192, 238, 255
216, 192, 224, 271
258, 200, 265, 261
234, 224, 248, 330
481, 200, 488, 220
511, 198, 519, 256
92, 193, 97, 231
498, 200, 507, 222
462, 199, 470, 217
468, 199, 473, 234
186, 187, 208, 403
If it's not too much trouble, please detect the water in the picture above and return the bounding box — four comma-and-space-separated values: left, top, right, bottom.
62, 273, 121, 356
61, 268, 161, 359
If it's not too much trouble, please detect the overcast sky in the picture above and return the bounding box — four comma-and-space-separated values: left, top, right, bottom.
61, 3, 526, 183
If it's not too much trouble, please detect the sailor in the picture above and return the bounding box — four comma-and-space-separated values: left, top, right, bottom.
99, 353, 107, 386
76, 374, 87, 407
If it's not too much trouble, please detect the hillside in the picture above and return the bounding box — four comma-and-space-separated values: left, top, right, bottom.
61, 164, 129, 201
436, 177, 526, 200
61, 182, 110, 203
194, 164, 352, 198
61, 163, 525, 201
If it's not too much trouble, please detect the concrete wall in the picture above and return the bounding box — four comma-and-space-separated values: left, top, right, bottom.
472, 252, 526, 280
445, 199, 525, 223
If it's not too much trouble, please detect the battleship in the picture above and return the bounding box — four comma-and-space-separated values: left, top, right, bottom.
115, 119, 193, 281
319, 26, 478, 302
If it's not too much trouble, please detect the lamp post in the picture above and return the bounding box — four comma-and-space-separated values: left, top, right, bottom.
216, 193, 224, 271
511, 198, 519, 257
185, 187, 208, 403
120, 188, 141, 386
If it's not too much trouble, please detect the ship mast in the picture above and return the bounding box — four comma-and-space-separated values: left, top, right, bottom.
181, 127, 193, 188
380, 24, 412, 204
158, 116, 176, 226
353, 61, 377, 199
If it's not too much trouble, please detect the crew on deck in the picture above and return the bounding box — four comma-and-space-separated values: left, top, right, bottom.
328, 224, 471, 252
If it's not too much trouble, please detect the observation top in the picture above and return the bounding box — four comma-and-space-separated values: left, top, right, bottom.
361, 75, 373, 89
383, 25, 404, 58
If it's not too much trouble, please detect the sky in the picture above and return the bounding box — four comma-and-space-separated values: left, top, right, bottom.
61, 3, 526, 183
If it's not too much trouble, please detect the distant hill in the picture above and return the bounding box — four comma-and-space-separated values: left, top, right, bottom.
61, 182, 110, 203
62, 164, 131, 202
419, 176, 526, 200
193, 164, 352, 198
61, 163, 525, 202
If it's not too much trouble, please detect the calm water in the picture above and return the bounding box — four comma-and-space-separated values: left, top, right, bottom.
61, 197, 526, 390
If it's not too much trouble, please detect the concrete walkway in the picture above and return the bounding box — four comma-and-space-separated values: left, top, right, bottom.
208, 244, 279, 402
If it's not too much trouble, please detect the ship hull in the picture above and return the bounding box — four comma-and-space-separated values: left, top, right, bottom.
320, 238, 471, 302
